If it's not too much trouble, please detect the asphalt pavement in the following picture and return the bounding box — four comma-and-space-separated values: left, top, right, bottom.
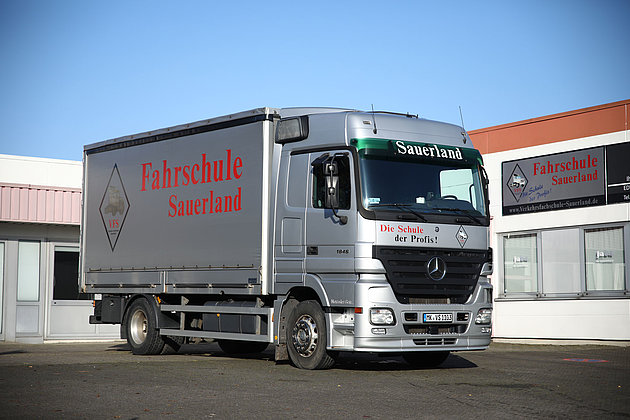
0, 340, 628, 419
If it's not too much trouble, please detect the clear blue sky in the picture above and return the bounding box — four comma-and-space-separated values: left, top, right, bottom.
1, 0, 628, 161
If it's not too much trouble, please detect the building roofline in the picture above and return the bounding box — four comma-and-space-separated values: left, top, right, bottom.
468, 99, 630, 155
469, 99, 630, 135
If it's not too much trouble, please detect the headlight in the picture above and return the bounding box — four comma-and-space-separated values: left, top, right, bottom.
370, 308, 395, 325
475, 308, 492, 325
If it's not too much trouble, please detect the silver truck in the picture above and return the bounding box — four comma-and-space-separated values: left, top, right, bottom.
81, 107, 493, 369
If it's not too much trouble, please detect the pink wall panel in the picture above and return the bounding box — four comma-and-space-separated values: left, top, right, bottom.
63, 191, 72, 222
45, 189, 55, 221
71, 192, 81, 223
10, 188, 20, 220
19, 188, 29, 220
0, 183, 81, 225
37, 189, 46, 221
1, 187, 11, 219
28, 188, 38, 220
54, 190, 64, 222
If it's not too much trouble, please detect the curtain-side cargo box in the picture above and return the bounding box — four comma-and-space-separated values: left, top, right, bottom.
80, 108, 276, 294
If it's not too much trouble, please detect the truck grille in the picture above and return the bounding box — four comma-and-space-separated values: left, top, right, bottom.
404, 325, 467, 335
413, 338, 457, 346
373, 246, 488, 304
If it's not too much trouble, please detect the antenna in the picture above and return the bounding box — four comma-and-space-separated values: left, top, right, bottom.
459, 106, 467, 144
371, 104, 378, 134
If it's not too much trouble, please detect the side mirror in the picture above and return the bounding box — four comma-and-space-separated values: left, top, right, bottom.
480, 165, 491, 208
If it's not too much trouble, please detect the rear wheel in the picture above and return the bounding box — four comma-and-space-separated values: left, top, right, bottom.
125, 298, 165, 355
161, 335, 186, 354
286, 300, 336, 370
403, 351, 450, 368
217, 340, 268, 355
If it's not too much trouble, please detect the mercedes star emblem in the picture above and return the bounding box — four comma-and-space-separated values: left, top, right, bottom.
426, 256, 447, 281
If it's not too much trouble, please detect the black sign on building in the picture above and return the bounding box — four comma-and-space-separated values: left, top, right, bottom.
502, 146, 605, 215
606, 142, 630, 204
502, 142, 630, 215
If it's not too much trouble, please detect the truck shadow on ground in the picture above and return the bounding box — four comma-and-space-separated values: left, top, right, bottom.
107, 343, 477, 371
0, 350, 28, 356
331, 353, 477, 371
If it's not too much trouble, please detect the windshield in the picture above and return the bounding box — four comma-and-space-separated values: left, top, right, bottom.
355, 138, 488, 221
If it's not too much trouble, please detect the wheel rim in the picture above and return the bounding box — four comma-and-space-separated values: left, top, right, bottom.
129, 308, 148, 345
292, 314, 318, 357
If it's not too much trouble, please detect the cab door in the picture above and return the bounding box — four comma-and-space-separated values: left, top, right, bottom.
273, 151, 308, 293
305, 151, 357, 277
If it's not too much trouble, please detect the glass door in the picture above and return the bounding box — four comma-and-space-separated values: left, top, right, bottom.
16, 241, 42, 339
46, 244, 120, 339
0, 242, 4, 337
46, 245, 94, 339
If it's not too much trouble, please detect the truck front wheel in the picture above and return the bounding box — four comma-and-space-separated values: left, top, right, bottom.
126, 298, 166, 355
286, 300, 336, 370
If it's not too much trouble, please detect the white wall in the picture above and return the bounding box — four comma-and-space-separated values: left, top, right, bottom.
483, 130, 630, 340
0, 154, 82, 188
493, 299, 630, 340
0, 155, 120, 342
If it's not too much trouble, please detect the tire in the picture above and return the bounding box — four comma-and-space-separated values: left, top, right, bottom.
217, 340, 269, 355
125, 298, 165, 355
286, 300, 336, 370
161, 335, 186, 354
403, 351, 450, 368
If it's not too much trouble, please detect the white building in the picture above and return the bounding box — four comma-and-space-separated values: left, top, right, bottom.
470, 100, 630, 341
0, 154, 118, 342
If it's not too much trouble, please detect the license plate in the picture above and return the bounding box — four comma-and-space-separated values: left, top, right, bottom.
423, 313, 453, 323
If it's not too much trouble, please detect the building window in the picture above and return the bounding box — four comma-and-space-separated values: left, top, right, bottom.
541, 229, 581, 295
503, 234, 538, 293
17, 241, 40, 302
500, 224, 628, 300
53, 246, 91, 300
585, 227, 625, 291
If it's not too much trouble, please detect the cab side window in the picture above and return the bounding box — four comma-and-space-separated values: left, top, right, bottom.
312, 155, 351, 209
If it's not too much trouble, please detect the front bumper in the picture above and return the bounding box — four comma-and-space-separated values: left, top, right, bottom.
328, 274, 492, 352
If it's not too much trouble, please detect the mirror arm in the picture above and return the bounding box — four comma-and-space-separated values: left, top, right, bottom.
331, 206, 348, 225
321, 155, 348, 225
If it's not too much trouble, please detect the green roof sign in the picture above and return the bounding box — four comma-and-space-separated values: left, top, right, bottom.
351, 138, 483, 165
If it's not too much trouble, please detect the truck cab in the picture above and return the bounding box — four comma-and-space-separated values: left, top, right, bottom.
272, 109, 493, 368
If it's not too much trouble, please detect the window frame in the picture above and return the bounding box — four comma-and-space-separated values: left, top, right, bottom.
497, 222, 629, 301
584, 226, 626, 296
502, 232, 541, 298
17, 241, 41, 302
52, 245, 93, 301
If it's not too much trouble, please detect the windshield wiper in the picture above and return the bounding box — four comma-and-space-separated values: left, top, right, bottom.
369, 203, 428, 222
431, 207, 485, 226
